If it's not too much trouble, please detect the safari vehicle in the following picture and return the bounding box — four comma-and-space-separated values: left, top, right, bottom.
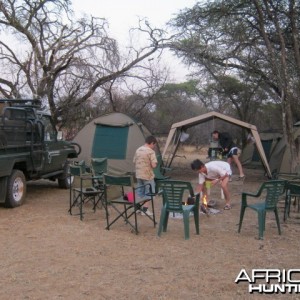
0, 99, 80, 208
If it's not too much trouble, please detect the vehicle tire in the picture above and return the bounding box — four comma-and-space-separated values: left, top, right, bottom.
5, 170, 26, 208
58, 161, 73, 189
71, 142, 81, 156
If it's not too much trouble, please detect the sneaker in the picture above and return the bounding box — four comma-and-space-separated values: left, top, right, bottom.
141, 209, 153, 216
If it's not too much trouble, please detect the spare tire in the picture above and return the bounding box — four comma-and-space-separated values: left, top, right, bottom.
58, 161, 73, 189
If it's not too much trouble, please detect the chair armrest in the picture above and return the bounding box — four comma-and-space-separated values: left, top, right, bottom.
241, 191, 260, 206
241, 191, 260, 197
242, 182, 267, 198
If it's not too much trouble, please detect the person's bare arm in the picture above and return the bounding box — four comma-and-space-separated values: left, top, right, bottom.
151, 161, 157, 169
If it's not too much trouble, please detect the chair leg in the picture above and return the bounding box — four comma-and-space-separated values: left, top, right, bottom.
262, 211, 266, 232
183, 211, 190, 240
134, 208, 138, 235
93, 191, 104, 211
257, 211, 264, 240
69, 189, 75, 215
79, 193, 84, 221
274, 208, 281, 235
157, 206, 167, 237
284, 192, 290, 222
193, 209, 200, 235
287, 194, 292, 219
150, 199, 156, 226
104, 199, 110, 230
238, 205, 246, 233
163, 211, 169, 232
69, 185, 72, 215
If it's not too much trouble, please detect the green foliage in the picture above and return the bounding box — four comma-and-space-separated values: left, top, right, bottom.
169, 0, 300, 132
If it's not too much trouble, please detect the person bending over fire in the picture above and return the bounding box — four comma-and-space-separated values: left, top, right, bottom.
191, 159, 232, 210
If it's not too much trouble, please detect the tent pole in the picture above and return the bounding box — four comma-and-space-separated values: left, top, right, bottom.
168, 134, 181, 169
251, 129, 272, 178
165, 129, 181, 169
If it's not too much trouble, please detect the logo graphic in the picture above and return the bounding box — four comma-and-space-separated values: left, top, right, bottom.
235, 269, 300, 294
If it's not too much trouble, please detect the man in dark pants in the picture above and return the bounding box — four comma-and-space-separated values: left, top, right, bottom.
212, 130, 245, 179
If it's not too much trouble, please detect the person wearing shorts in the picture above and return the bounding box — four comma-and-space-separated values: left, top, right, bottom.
212, 130, 245, 179
191, 159, 232, 210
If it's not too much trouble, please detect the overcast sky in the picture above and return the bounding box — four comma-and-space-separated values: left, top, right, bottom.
72, 0, 198, 81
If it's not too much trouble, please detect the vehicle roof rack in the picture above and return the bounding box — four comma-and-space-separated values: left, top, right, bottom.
0, 99, 41, 108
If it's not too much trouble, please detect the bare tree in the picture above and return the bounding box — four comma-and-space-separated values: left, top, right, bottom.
0, 0, 170, 125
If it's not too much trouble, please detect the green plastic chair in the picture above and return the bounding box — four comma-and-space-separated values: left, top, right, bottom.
284, 181, 300, 221
156, 180, 200, 240
238, 180, 286, 239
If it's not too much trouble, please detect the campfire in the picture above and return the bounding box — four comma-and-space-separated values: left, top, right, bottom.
200, 194, 209, 214
200, 194, 220, 215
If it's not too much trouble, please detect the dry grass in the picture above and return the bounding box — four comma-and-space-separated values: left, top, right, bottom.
0, 150, 300, 299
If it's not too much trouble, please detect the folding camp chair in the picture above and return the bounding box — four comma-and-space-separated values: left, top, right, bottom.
90, 157, 107, 209
69, 161, 104, 220
156, 180, 200, 240
91, 157, 107, 179
103, 173, 156, 234
238, 180, 286, 239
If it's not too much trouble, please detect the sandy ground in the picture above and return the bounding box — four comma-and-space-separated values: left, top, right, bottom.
1, 151, 300, 299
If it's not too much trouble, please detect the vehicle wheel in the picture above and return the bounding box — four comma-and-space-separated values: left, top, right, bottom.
71, 142, 81, 156
6, 170, 26, 208
58, 161, 73, 189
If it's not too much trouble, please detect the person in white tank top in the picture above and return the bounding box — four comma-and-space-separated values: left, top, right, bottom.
191, 159, 232, 210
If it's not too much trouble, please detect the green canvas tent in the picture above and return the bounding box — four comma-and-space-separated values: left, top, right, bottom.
72, 112, 153, 174
240, 131, 283, 167
241, 125, 300, 175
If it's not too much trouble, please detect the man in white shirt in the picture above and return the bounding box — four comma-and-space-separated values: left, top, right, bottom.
191, 159, 232, 210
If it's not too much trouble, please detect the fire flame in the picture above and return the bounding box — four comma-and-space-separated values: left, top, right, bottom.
202, 194, 208, 207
